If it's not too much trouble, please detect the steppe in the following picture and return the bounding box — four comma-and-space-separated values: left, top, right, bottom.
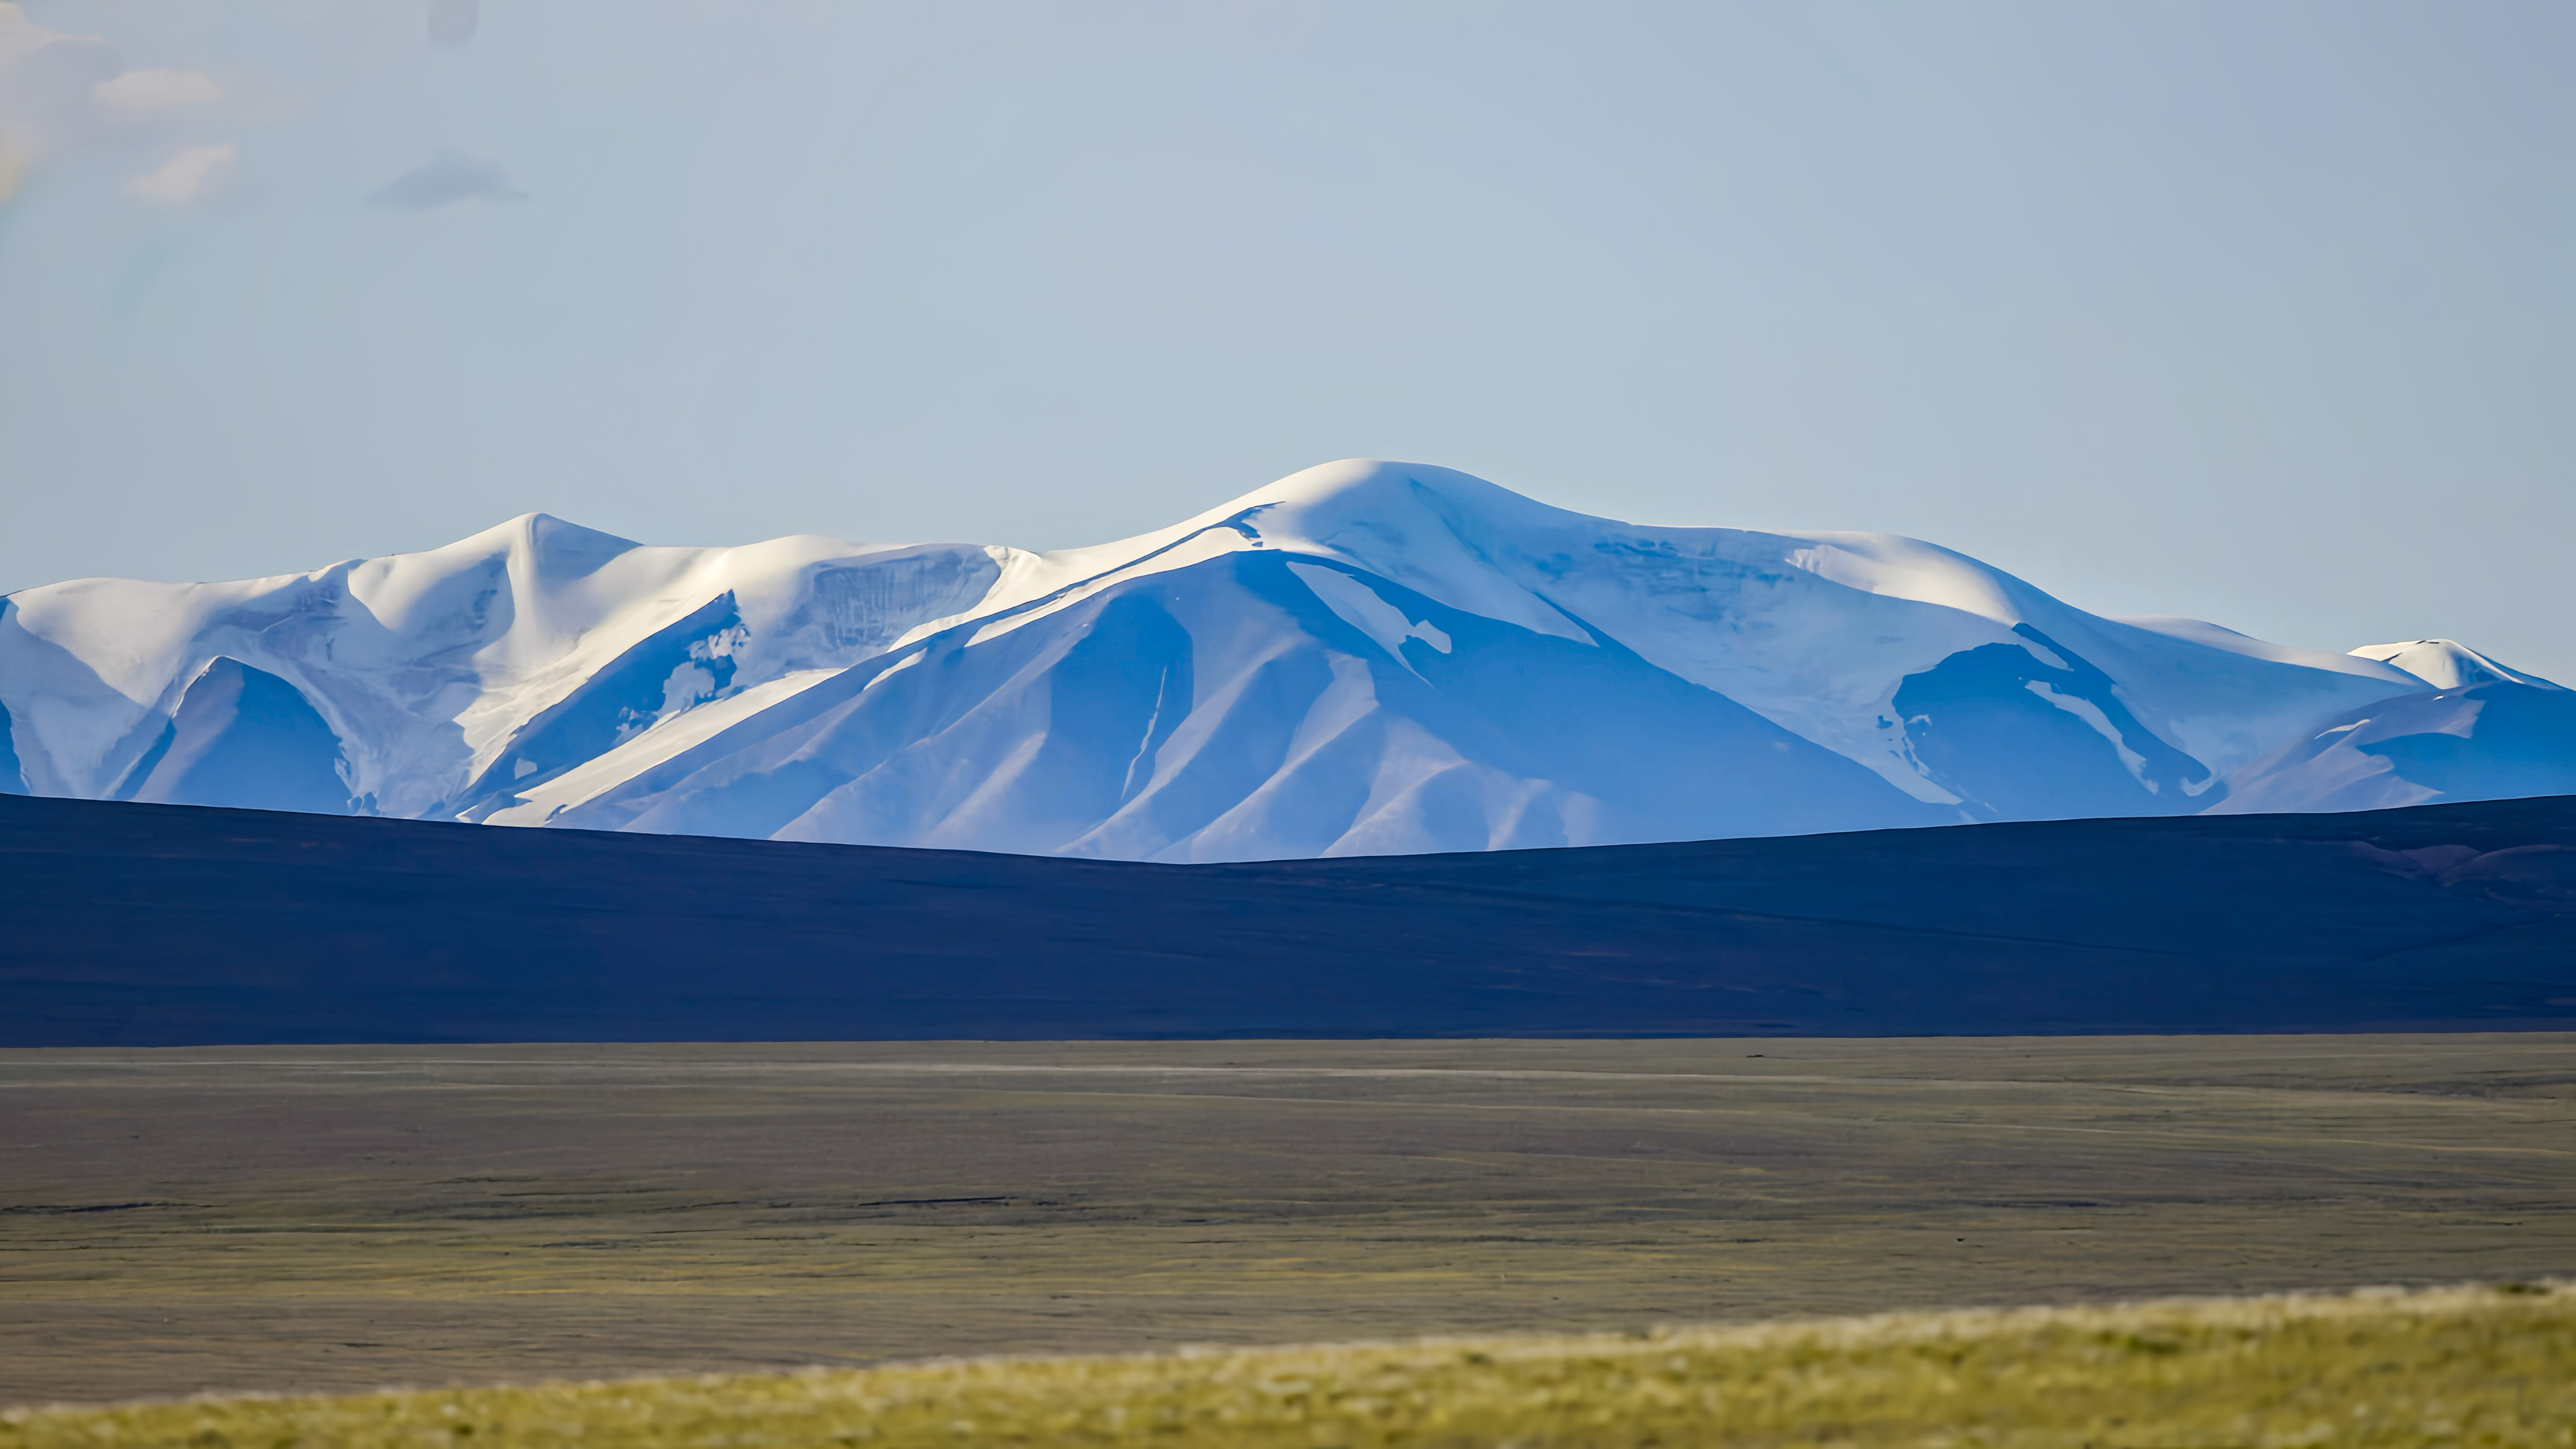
12, 1282, 2573, 1447
3, 1035, 2571, 1409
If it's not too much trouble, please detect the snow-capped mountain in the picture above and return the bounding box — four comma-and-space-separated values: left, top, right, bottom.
2, 460, 2564, 859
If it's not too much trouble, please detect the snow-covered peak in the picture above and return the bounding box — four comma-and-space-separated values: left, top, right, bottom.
6, 459, 2547, 859
1145, 458, 2051, 630
2114, 616, 2421, 680
1, 511, 1004, 813
2350, 638, 2560, 692
1006, 460, 2425, 789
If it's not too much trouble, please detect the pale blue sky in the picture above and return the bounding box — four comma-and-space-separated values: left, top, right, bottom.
4, 1, 2571, 679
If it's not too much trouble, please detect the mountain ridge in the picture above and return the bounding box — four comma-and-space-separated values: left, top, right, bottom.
5, 790, 2570, 1043
3, 460, 2565, 857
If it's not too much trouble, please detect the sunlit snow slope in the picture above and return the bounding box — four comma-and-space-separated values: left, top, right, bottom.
2, 461, 2564, 859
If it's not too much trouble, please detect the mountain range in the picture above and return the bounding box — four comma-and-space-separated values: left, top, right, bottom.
3, 460, 2568, 860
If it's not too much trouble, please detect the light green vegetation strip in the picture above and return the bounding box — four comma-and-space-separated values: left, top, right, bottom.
7, 1282, 2571, 1448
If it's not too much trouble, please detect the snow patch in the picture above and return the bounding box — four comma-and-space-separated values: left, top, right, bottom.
1288, 561, 1453, 673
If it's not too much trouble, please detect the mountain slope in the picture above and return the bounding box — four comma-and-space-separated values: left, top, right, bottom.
0, 513, 1001, 817
2212, 679, 2576, 815
107, 656, 352, 814
544, 550, 1947, 857
5, 790, 2570, 1043
1, 459, 2552, 859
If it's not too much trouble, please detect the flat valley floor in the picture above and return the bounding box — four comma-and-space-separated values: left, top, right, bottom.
2, 1035, 2571, 1406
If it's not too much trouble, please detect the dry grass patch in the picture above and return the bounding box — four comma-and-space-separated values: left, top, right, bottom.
7, 1281, 2572, 1447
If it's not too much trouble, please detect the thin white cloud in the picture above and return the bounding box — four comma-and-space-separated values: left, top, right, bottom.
0, 4, 277, 206
0, 2, 108, 201
0, 3, 95, 66
366, 148, 525, 210
95, 67, 223, 111
124, 141, 235, 206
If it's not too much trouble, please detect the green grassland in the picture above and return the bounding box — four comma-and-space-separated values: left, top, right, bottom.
8, 1282, 2572, 1447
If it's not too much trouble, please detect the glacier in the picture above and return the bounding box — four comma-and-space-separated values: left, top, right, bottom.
1, 459, 2565, 859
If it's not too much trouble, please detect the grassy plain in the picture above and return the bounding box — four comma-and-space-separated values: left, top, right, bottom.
1, 1036, 2571, 1408
9, 1282, 2573, 1447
